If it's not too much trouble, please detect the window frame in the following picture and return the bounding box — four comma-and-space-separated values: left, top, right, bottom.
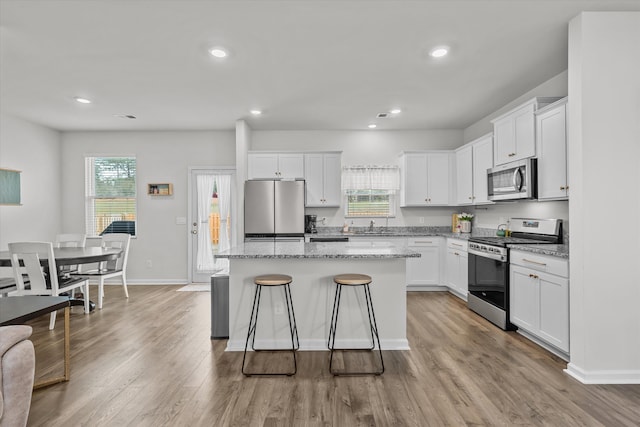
85, 156, 138, 237
344, 189, 397, 218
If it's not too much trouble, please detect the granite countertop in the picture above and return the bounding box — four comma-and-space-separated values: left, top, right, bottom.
307, 226, 569, 259
507, 244, 570, 259
216, 241, 421, 259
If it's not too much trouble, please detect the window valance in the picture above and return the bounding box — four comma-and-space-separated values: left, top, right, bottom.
341, 165, 400, 191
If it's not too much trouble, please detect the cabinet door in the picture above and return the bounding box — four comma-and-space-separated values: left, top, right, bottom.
322, 153, 342, 206
510, 265, 539, 331
427, 153, 450, 205
455, 146, 473, 205
537, 103, 568, 200
513, 103, 536, 161
248, 153, 279, 179
304, 154, 324, 206
493, 116, 515, 166
472, 135, 493, 204
406, 239, 440, 287
278, 153, 304, 179
458, 250, 468, 297
403, 154, 428, 206
538, 273, 570, 352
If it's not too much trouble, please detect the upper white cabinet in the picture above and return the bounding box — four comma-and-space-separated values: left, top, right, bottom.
491, 97, 562, 166
455, 133, 494, 205
536, 98, 568, 200
248, 152, 304, 179
304, 152, 341, 207
400, 152, 453, 206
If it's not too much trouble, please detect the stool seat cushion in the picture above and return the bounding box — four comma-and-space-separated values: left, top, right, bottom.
254, 274, 293, 286
333, 273, 372, 286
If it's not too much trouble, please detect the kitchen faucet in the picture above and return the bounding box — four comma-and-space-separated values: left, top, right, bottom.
369, 220, 375, 231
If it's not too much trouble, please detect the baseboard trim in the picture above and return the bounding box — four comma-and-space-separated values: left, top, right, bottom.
406, 285, 448, 292
564, 363, 640, 384
225, 338, 410, 352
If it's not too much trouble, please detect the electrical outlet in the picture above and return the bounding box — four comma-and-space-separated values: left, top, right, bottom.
419, 217, 425, 224
145, 260, 152, 268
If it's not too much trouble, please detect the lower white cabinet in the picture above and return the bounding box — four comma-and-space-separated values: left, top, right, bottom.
510, 250, 569, 356
444, 238, 468, 300
406, 237, 442, 290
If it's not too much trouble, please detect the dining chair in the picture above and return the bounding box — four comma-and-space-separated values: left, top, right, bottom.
8, 242, 90, 330
54, 234, 87, 291
74, 233, 130, 309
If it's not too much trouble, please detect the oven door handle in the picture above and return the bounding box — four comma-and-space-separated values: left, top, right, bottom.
468, 247, 507, 262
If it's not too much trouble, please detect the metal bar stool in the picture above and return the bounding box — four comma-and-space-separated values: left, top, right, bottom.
328, 273, 384, 376
242, 274, 299, 376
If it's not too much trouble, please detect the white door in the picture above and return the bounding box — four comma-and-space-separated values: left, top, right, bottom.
188, 167, 236, 283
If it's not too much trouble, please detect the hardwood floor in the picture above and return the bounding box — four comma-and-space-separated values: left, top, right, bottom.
24, 286, 640, 426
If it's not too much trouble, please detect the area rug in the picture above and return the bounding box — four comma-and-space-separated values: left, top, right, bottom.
177, 284, 211, 292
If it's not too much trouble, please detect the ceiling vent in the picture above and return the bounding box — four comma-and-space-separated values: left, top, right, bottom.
376, 112, 389, 118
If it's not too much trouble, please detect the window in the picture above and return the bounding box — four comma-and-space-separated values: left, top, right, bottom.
85, 157, 137, 236
342, 166, 399, 217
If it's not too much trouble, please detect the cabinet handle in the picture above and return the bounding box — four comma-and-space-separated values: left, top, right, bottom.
529, 273, 539, 279
454, 252, 460, 256
560, 186, 566, 190
508, 152, 516, 157
468, 196, 472, 200
451, 243, 463, 247
414, 241, 433, 244
523, 258, 547, 266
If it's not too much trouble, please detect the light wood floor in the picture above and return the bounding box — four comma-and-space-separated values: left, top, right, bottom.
24, 285, 640, 426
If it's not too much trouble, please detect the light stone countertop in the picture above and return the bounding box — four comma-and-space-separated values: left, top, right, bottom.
216, 241, 421, 259
507, 244, 569, 259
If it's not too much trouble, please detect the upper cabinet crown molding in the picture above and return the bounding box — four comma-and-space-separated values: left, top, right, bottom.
491, 97, 563, 166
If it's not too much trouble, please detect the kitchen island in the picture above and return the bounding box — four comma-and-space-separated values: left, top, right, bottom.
216, 240, 420, 352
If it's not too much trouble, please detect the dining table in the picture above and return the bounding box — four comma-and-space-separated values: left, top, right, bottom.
0, 246, 122, 310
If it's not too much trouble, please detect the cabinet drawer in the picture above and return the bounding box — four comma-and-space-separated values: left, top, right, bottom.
510, 250, 568, 277
408, 237, 440, 247
446, 238, 468, 252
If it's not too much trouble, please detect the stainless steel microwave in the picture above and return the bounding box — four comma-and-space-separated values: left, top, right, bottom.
487, 158, 537, 201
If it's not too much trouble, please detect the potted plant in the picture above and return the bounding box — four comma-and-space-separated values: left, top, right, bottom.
457, 213, 474, 233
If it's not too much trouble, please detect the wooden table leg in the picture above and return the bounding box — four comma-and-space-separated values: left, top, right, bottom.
34, 306, 71, 389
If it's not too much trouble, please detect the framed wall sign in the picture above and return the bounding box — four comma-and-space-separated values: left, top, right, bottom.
0, 168, 21, 205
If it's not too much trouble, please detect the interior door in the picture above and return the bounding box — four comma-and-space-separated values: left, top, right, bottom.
188, 167, 235, 283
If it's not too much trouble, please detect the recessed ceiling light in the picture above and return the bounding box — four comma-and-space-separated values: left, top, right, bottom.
368, 124, 377, 129
250, 110, 262, 115
209, 47, 228, 58
429, 46, 449, 58
74, 97, 92, 104
390, 109, 402, 114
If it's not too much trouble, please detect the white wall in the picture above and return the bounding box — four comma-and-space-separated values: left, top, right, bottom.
0, 113, 62, 250
251, 129, 464, 228
566, 12, 640, 384
61, 131, 235, 283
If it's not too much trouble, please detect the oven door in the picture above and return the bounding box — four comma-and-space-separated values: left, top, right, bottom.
468, 251, 508, 310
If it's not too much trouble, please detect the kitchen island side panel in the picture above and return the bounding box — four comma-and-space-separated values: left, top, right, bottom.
226, 257, 408, 351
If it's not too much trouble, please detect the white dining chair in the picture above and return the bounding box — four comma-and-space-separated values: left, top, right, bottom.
8, 242, 90, 329
74, 233, 130, 309
54, 233, 87, 286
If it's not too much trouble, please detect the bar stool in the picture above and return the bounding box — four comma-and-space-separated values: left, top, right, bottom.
328, 273, 384, 376
242, 274, 299, 376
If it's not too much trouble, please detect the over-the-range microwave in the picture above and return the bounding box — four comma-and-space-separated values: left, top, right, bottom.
487, 158, 537, 201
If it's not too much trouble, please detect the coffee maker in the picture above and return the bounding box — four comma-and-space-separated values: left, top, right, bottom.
305, 214, 317, 233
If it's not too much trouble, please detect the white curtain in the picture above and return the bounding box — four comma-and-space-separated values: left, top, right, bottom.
196, 175, 216, 272
214, 175, 231, 272
342, 165, 400, 191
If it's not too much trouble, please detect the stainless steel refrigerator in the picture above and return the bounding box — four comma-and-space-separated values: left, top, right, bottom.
244, 180, 305, 241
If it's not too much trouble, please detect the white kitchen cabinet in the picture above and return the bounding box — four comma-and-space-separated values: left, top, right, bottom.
510, 250, 569, 357
455, 133, 494, 205
491, 97, 562, 166
536, 98, 569, 200
248, 152, 304, 179
304, 152, 341, 207
406, 237, 442, 290
400, 152, 453, 206
444, 238, 468, 300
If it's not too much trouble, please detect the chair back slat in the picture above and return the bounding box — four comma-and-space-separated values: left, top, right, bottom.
55, 234, 86, 248
101, 233, 131, 271
8, 242, 59, 295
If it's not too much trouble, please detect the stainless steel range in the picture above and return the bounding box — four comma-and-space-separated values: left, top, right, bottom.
467, 218, 563, 330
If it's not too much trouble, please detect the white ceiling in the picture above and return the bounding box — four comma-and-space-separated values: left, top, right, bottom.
1, 0, 639, 132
